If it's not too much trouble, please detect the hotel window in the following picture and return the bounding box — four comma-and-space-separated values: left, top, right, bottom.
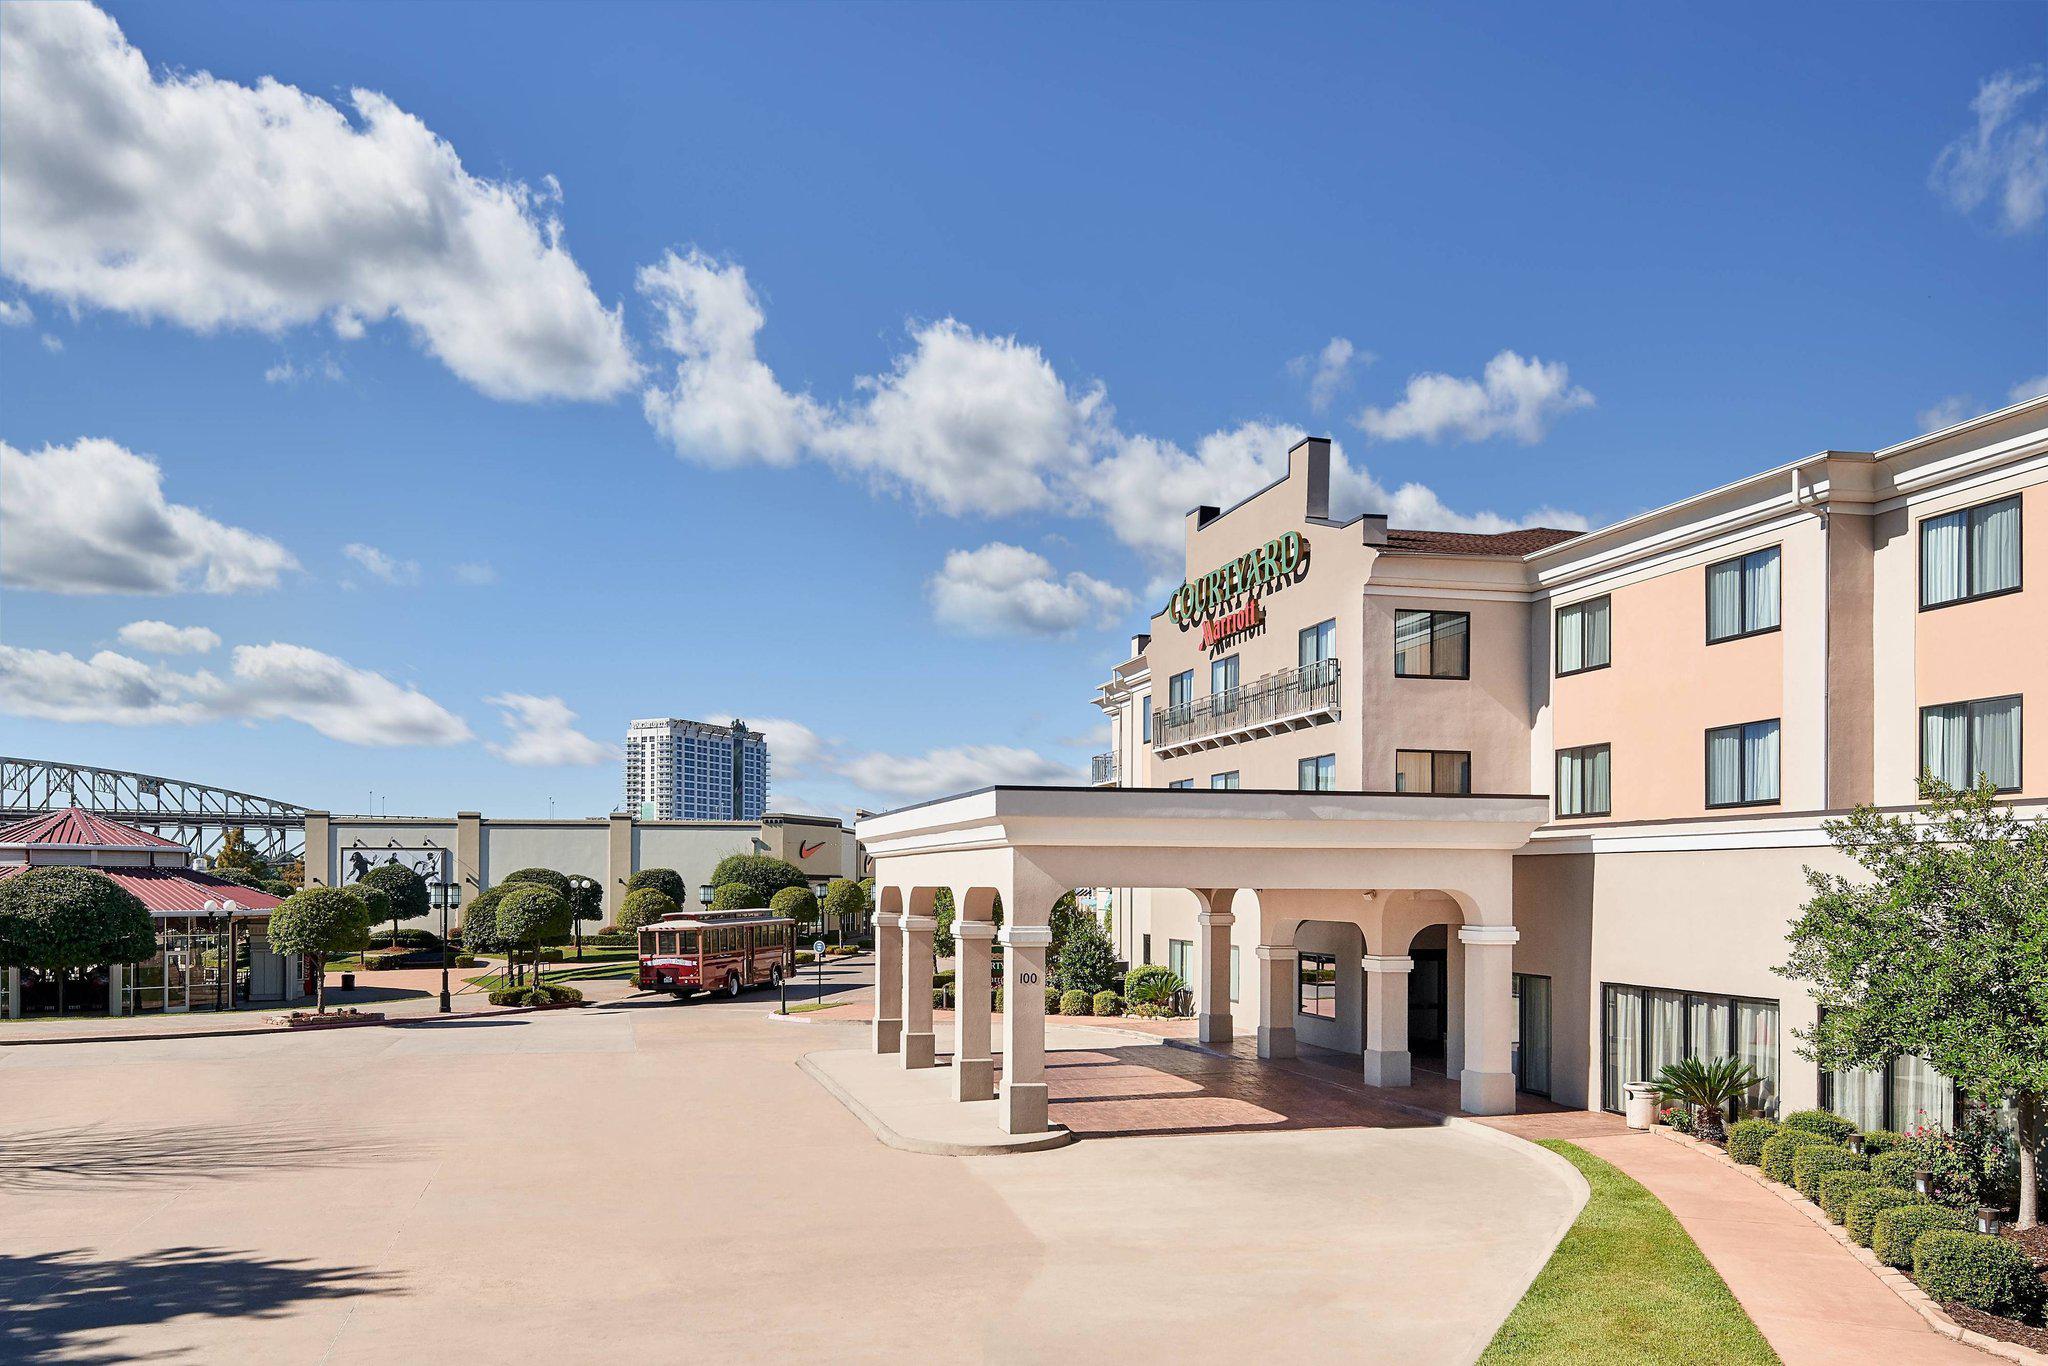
1706, 547, 1780, 643
1230, 945, 1241, 1002
1140, 694, 1152, 743
1602, 983, 1779, 1116
1393, 609, 1470, 679
1395, 749, 1470, 794
1706, 719, 1780, 808
1920, 695, 2022, 792
1822, 1053, 1958, 1134
1166, 778, 1194, 790
1167, 669, 1193, 712
1555, 596, 1611, 676
1921, 495, 2021, 609
1210, 654, 1240, 709
1210, 771, 1240, 789
1555, 743, 1612, 817
1298, 754, 1335, 791
1298, 952, 1337, 1018
1299, 618, 1337, 668
1167, 938, 1193, 986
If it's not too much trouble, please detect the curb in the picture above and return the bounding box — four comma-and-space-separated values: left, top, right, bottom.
0, 1000, 586, 1048
1655, 1127, 2046, 1364
795, 1052, 1073, 1156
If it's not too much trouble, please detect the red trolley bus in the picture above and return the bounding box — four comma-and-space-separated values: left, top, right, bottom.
637, 911, 796, 999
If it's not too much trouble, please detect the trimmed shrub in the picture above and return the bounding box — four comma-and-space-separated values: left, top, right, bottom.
711, 882, 763, 911
1043, 985, 1061, 1015
1761, 1130, 1835, 1184
1871, 1150, 1920, 1190
1092, 990, 1124, 1017
366, 928, 441, 950
1794, 1145, 1868, 1199
1127, 1001, 1172, 1019
1059, 989, 1092, 1016
992, 987, 1003, 1014
1912, 1231, 2047, 1320
770, 885, 820, 932
1727, 1117, 1778, 1166
932, 987, 949, 1009
618, 887, 677, 934
1782, 1109, 1859, 1143
1124, 964, 1186, 1006
1053, 927, 1121, 997
1860, 1128, 1904, 1156
499, 867, 572, 897
932, 970, 956, 988
625, 867, 687, 904
487, 982, 583, 1008
707, 854, 807, 906
1872, 1203, 1968, 1270
1818, 1169, 1878, 1223
1846, 1187, 1931, 1247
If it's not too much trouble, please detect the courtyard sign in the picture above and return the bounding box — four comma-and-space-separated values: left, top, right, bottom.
1166, 530, 1308, 632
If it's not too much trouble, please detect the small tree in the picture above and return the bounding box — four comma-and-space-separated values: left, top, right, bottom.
355, 863, 429, 943
1780, 778, 2048, 1228
348, 884, 390, 964
495, 884, 572, 987
1054, 921, 1120, 996
626, 868, 688, 904
770, 886, 819, 936
0, 867, 158, 1011
931, 887, 957, 959
210, 826, 272, 886
618, 887, 677, 934
822, 878, 867, 945
459, 885, 506, 965
707, 855, 806, 906
711, 882, 764, 911
266, 887, 372, 1013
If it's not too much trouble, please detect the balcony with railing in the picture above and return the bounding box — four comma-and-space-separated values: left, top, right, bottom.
1151, 658, 1340, 757
1090, 752, 1119, 786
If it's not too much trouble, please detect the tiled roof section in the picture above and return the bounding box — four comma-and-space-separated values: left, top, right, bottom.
1381, 527, 1584, 557
0, 807, 186, 850
0, 863, 284, 913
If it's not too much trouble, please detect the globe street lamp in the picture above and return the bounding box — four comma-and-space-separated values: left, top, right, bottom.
566, 875, 597, 960
431, 880, 456, 1013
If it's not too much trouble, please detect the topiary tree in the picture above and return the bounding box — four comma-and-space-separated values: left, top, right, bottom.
265, 886, 372, 1013
346, 884, 390, 965
1053, 923, 1120, 997
495, 884, 572, 987
499, 867, 572, 896
711, 882, 762, 911
0, 867, 159, 1012
618, 887, 677, 934
626, 868, 687, 904
1059, 988, 1091, 1016
1780, 778, 2048, 1227
354, 863, 430, 943
822, 878, 868, 945
770, 886, 819, 936
707, 855, 806, 907
458, 886, 506, 965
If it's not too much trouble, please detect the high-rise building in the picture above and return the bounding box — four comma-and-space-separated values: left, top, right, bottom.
623, 718, 769, 821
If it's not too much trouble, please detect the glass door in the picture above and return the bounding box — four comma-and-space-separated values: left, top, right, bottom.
1512, 974, 1552, 1097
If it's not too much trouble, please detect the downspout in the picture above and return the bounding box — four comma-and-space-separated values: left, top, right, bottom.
1792, 464, 1830, 809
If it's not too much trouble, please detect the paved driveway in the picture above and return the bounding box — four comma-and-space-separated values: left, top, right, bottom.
0, 996, 1582, 1364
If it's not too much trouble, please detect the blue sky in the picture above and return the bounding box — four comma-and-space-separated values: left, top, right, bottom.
2, 1, 2043, 820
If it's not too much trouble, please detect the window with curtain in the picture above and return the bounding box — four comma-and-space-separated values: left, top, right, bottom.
1393, 609, 1471, 678
1209, 654, 1239, 709
1706, 719, 1780, 807
1298, 754, 1335, 791
1603, 983, 1780, 1116
1823, 1055, 1958, 1132
1297, 952, 1337, 1018
1920, 495, 2021, 608
1706, 547, 1781, 642
1395, 749, 1471, 794
1209, 771, 1239, 789
1602, 986, 1644, 1112
1555, 743, 1612, 817
1920, 695, 2022, 791
1556, 596, 1612, 676
1166, 670, 1193, 712
1167, 938, 1192, 984
1299, 618, 1337, 667
1140, 695, 1151, 743
1513, 974, 1552, 1097
1166, 779, 1193, 790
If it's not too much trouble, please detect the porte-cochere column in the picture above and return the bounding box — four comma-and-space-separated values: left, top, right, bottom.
871, 900, 903, 1056
1196, 890, 1236, 1046
1458, 924, 1519, 1115
1255, 944, 1298, 1059
1361, 954, 1413, 1088
952, 917, 995, 1101
998, 923, 1053, 1134
900, 909, 938, 1070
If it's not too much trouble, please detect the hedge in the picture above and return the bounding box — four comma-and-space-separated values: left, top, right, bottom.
1760, 1130, 1836, 1184
1781, 1109, 1859, 1143
1727, 1117, 1778, 1166
1793, 1145, 1867, 1199
1911, 1230, 2047, 1320
1817, 1169, 1878, 1223
1043, 985, 1061, 1015
1058, 989, 1092, 1016
1846, 1187, 1930, 1247
1860, 1128, 1904, 1156
1872, 1204, 1968, 1271
1871, 1150, 1920, 1190
487, 982, 584, 1007
1092, 990, 1124, 1017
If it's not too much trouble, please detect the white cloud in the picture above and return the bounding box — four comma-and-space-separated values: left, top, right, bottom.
1931, 67, 2048, 234
1289, 336, 1371, 413
2010, 374, 2048, 404
0, 2, 637, 401
839, 743, 1078, 802
0, 298, 31, 326
452, 561, 499, 586
1355, 350, 1594, 444
39, 333, 62, 353
927, 543, 1132, 637
116, 620, 221, 655
485, 693, 616, 766
264, 355, 343, 385
0, 640, 471, 746
1, 437, 297, 594
1917, 395, 1976, 433
343, 543, 419, 585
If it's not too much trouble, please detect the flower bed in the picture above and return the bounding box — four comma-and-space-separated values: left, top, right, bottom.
271, 1008, 386, 1029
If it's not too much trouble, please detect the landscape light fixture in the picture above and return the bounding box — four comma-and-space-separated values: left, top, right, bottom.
1914, 1170, 1935, 1198
1976, 1206, 2002, 1235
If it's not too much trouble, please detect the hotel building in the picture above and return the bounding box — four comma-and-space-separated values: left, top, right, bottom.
623, 717, 769, 821
856, 398, 2044, 1136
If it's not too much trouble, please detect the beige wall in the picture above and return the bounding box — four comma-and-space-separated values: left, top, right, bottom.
1362, 586, 1536, 794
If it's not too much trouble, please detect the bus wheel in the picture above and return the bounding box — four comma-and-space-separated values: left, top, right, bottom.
725, 973, 742, 999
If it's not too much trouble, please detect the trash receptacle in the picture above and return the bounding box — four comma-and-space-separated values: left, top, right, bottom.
1623, 1081, 1659, 1130
340, 972, 356, 992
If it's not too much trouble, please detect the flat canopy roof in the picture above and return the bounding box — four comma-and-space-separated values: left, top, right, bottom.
644, 913, 793, 931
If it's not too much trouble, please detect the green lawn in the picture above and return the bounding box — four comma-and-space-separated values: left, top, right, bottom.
1480, 1141, 1778, 1365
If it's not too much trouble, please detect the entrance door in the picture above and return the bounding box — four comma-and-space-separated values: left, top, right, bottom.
1408, 949, 1446, 1057
1512, 973, 1552, 1097
249, 942, 285, 1001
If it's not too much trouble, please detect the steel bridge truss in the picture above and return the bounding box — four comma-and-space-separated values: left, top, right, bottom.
0, 757, 310, 865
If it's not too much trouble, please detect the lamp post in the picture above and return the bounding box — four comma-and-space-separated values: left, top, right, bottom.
433, 880, 455, 1013
566, 875, 596, 961
699, 883, 715, 909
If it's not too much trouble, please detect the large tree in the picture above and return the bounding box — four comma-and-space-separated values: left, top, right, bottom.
266, 887, 372, 1013
0, 867, 158, 1012
1780, 779, 2048, 1228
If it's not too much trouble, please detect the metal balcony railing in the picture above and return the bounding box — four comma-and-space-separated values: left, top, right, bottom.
1090, 752, 1119, 785
1151, 658, 1340, 756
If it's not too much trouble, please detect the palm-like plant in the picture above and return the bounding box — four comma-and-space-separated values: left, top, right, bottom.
1653, 1056, 1762, 1144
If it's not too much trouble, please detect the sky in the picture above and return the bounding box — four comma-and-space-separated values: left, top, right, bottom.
1, 0, 2044, 821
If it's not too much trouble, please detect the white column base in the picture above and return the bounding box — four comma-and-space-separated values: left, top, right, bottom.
1000, 1080, 1049, 1135
1199, 1012, 1234, 1045
901, 1030, 935, 1069
5, 966, 19, 1019
1256, 1025, 1296, 1059
1363, 1048, 1411, 1089
872, 1017, 901, 1055
1460, 1068, 1516, 1116
954, 1056, 994, 1102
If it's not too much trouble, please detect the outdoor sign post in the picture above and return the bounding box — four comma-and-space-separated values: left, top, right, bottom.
814, 939, 826, 1005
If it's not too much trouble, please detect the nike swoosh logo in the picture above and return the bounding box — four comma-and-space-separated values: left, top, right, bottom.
799, 841, 824, 858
